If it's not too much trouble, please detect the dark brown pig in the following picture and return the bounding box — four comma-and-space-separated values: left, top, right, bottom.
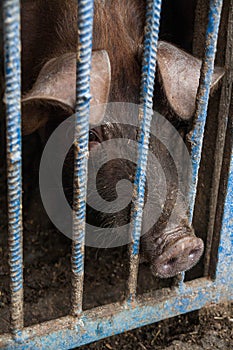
18, 0, 224, 278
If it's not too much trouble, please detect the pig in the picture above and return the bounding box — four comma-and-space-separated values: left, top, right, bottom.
16, 0, 224, 278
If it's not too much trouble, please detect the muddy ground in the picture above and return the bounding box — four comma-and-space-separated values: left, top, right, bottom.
80, 303, 233, 350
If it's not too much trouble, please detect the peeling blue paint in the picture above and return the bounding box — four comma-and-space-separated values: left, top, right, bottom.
0, 279, 232, 350
3, 0, 23, 336
71, 0, 94, 315
188, 0, 224, 221
131, 0, 162, 256
216, 147, 233, 286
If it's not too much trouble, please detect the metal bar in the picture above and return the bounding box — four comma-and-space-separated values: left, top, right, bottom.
3, 0, 23, 336
215, 139, 233, 286
71, 0, 94, 316
127, 0, 162, 300
187, 0, 223, 221
1, 278, 232, 350
204, 0, 233, 276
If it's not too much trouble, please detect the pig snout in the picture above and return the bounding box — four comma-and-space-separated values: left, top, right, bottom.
152, 235, 204, 278
142, 225, 204, 278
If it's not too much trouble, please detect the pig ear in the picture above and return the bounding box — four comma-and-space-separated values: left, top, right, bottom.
22, 50, 111, 135
157, 41, 224, 120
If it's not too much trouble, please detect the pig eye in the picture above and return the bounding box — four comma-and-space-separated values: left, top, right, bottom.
89, 130, 100, 142
89, 130, 101, 151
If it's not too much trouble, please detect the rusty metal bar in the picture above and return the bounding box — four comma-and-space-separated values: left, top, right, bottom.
204, 0, 233, 276
71, 0, 94, 316
1, 277, 232, 349
127, 0, 162, 300
215, 136, 233, 285
187, 0, 224, 221
3, 0, 23, 336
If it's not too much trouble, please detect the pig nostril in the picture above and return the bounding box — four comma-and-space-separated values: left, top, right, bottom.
166, 257, 178, 266
189, 248, 200, 259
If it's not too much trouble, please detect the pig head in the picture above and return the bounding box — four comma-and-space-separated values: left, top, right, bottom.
19, 1, 224, 278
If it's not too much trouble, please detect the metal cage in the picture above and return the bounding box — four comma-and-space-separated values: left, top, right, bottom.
0, 0, 232, 349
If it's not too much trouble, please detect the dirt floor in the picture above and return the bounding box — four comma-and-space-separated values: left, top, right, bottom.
80, 303, 233, 350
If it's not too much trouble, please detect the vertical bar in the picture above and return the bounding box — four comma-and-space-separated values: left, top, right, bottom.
127, 0, 162, 300
187, 0, 223, 221
204, 0, 233, 276
215, 143, 233, 287
3, 0, 23, 334
71, 0, 94, 316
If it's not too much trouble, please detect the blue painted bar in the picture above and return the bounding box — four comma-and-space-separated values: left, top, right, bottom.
128, 0, 162, 298
188, 0, 223, 221
1, 278, 232, 349
215, 146, 233, 289
3, 0, 23, 335
204, 0, 233, 276
71, 0, 94, 315
134, 0, 162, 252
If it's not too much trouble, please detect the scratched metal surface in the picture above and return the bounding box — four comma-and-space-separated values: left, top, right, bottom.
1, 0, 232, 349
3, 0, 23, 337
187, 0, 224, 221
71, 0, 94, 317
215, 146, 233, 292
0, 277, 232, 349
204, 0, 233, 276
127, 0, 162, 300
